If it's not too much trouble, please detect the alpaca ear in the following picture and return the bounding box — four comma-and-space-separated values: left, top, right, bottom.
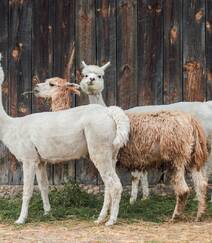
66, 83, 81, 96
101, 61, 111, 71
81, 61, 87, 68
66, 83, 80, 89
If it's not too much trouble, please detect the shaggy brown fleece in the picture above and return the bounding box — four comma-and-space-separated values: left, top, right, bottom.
118, 111, 207, 172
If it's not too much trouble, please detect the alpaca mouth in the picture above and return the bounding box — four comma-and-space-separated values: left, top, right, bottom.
33, 88, 40, 96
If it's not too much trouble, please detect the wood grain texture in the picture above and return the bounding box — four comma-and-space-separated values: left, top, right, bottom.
0, 0, 9, 184
8, 0, 32, 185
96, 0, 117, 185
32, 0, 51, 113
53, 0, 76, 185
75, 0, 98, 185
96, 0, 117, 106
116, 0, 138, 185
32, 0, 54, 184
163, 0, 182, 104
183, 0, 206, 101
117, 0, 137, 110
206, 0, 212, 100
137, 0, 163, 106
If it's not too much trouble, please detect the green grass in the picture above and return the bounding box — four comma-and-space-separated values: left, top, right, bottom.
0, 182, 212, 224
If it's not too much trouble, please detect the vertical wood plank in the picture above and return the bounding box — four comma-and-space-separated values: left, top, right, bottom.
163, 0, 183, 104
0, 0, 9, 185
96, 0, 117, 106
183, 0, 206, 101
206, 0, 212, 100
75, 0, 98, 185
53, 0, 75, 185
32, 0, 54, 184
137, 0, 163, 105
96, 0, 117, 185
32, 0, 51, 113
117, 0, 137, 110
116, 0, 137, 185
137, 0, 163, 185
8, 0, 32, 185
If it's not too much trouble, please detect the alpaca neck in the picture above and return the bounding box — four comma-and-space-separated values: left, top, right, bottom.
51, 91, 71, 111
88, 93, 106, 106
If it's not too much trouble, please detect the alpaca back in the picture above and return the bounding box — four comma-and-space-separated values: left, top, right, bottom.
118, 111, 207, 171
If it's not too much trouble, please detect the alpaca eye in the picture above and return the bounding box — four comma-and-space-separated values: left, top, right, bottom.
85, 75, 88, 78
98, 75, 101, 78
49, 83, 55, 87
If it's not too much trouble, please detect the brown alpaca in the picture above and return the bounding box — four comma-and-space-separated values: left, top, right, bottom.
118, 110, 208, 221
34, 77, 80, 111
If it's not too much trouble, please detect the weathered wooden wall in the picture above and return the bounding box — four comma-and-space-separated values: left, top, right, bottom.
0, 0, 211, 185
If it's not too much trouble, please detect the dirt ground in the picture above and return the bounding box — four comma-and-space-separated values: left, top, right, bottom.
0, 220, 212, 243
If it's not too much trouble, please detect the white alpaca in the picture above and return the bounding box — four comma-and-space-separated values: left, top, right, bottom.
80, 61, 149, 202
0, 54, 130, 226
79, 61, 212, 203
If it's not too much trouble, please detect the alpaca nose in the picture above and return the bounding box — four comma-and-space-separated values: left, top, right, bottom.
88, 78, 95, 85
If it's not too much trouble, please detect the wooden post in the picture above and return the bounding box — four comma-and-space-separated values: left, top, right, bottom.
163, 0, 183, 104
32, 0, 55, 184
53, 0, 76, 185
183, 0, 206, 101
96, 0, 117, 106
8, 0, 32, 185
0, 0, 9, 185
75, 0, 98, 185
137, 0, 163, 106
206, 0, 212, 100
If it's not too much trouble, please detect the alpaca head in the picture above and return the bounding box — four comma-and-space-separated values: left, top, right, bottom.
80, 61, 110, 95
34, 77, 80, 98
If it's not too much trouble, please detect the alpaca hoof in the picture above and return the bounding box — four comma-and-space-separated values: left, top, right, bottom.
195, 215, 203, 222
130, 198, 136, 205
15, 218, 26, 224
105, 219, 116, 226
170, 213, 181, 223
94, 217, 105, 225
169, 218, 175, 223
195, 217, 200, 222
94, 219, 101, 225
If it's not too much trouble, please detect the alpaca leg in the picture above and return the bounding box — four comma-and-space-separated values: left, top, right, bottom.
36, 162, 51, 215
130, 170, 141, 204
15, 161, 36, 224
91, 155, 122, 226
191, 167, 207, 221
105, 171, 122, 226
94, 187, 111, 224
140, 170, 149, 200
171, 165, 189, 221
94, 157, 117, 224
